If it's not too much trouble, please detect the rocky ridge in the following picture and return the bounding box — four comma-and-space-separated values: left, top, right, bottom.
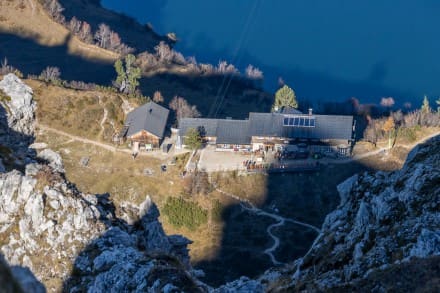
262, 134, 440, 292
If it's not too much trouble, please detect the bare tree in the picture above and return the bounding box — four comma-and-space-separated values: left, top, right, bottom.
44, 0, 65, 22
108, 31, 122, 51
39, 66, 61, 82
380, 97, 395, 108
78, 21, 93, 43
216, 60, 238, 75
68, 17, 82, 34
169, 96, 201, 122
173, 51, 186, 65
245, 64, 263, 80
95, 23, 112, 49
0, 57, 17, 75
155, 41, 173, 63
153, 91, 164, 103
199, 63, 215, 75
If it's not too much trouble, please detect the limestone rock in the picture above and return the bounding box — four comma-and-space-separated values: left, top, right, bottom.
0, 74, 35, 137
37, 149, 64, 173
265, 135, 440, 291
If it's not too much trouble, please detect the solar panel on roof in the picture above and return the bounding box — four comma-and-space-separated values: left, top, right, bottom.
283, 115, 316, 128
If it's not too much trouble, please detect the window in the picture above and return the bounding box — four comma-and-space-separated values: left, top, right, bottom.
289, 118, 294, 126
283, 117, 289, 125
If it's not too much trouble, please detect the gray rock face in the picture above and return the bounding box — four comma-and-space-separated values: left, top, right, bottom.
37, 149, 64, 173
0, 166, 107, 287
0, 74, 35, 136
265, 135, 440, 291
65, 206, 200, 292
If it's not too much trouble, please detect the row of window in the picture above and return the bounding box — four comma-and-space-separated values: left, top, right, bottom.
283, 116, 316, 127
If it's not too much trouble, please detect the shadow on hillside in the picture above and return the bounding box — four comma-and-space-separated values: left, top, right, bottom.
0, 32, 115, 84
58, 0, 168, 52
193, 158, 373, 286
139, 73, 271, 119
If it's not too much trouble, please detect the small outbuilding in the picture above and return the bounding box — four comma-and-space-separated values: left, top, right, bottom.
124, 101, 169, 149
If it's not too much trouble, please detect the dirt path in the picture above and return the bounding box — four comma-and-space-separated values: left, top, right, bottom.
214, 187, 320, 265
37, 124, 168, 158
97, 96, 108, 139
325, 130, 440, 165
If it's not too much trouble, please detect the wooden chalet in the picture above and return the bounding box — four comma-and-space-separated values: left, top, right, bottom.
122, 102, 169, 150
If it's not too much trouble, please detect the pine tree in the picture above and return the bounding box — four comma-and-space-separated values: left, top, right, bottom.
114, 54, 141, 95
185, 128, 202, 150
436, 97, 440, 113
421, 95, 431, 114
272, 85, 298, 112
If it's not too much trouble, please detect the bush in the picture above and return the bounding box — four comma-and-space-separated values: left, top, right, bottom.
398, 127, 417, 143
162, 197, 208, 230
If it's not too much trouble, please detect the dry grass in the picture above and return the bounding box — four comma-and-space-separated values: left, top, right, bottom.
0, 0, 118, 62
35, 130, 226, 264
28, 79, 140, 142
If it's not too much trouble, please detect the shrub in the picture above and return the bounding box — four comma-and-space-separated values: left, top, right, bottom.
0, 58, 23, 77
398, 127, 417, 143
39, 66, 61, 83
162, 197, 208, 230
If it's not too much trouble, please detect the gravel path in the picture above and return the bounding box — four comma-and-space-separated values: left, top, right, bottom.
214, 187, 320, 266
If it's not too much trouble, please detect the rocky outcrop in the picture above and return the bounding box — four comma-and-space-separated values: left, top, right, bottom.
64, 198, 200, 292
0, 74, 37, 171
0, 73, 35, 137
264, 135, 440, 291
0, 74, 202, 292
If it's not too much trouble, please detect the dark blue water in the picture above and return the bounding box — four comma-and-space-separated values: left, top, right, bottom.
101, 0, 440, 107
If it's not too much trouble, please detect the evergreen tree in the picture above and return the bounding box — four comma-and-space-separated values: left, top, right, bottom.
114, 54, 141, 95
421, 95, 431, 114
185, 128, 202, 150
272, 85, 298, 112
436, 97, 440, 113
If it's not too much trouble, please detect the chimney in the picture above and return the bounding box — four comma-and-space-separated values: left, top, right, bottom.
308, 108, 313, 115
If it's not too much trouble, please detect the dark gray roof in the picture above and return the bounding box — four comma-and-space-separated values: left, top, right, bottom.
280, 106, 303, 115
125, 102, 169, 138
216, 120, 251, 145
249, 112, 353, 140
179, 112, 353, 143
179, 118, 220, 137
248, 113, 284, 137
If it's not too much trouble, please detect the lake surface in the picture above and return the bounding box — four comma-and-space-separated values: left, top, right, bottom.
101, 0, 440, 107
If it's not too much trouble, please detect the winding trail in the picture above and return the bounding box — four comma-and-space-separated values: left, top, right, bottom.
97, 96, 108, 139
214, 187, 320, 265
